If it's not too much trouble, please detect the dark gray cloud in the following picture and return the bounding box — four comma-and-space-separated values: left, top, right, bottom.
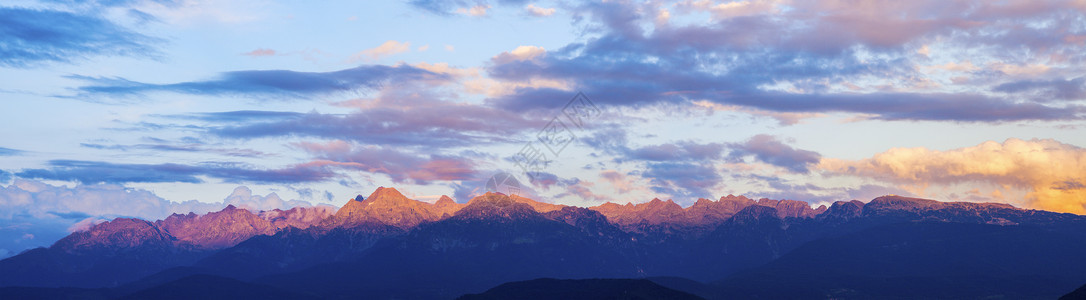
728, 134, 821, 173
0, 7, 158, 67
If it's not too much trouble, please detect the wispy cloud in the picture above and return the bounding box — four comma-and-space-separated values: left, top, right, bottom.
67, 64, 444, 100
728, 135, 821, 173
643, 162, 721, 200
524, 4, 554, 17
349, 40, 411, 62
17, 160, 338, 184
202, 91, 545, 147
0, 147, 24, 156
242, 48, 277, 56
0, 7, 159, 67
296, 141, 478, 184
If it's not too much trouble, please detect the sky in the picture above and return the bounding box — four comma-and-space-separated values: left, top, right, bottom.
2, 0, 1086, 257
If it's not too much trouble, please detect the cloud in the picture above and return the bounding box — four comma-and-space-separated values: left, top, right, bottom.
16, 160, 338, 184
242, 48, 276, 56
527, 171, 559, 190
728, 134, 822, 173
628, 141, 725, 162
599, 170, 640, 194
350, 40, 411, 62
204, 90, 544, 148
481, 0, 1086, 122
555, 178, 610, 204
0, 7, 159, 67
581, 127, 727, 163
79, 141, 269, 158
457, 4, 490, 16
642, 162, 721, 200
0, 147, 23, 156
295, 140, 478, 185
491, 45, 546, 64
408, 0, 528, 16
993, 77, 1086, 102
819, 138, 1086, 214
524, 4, 554, 16
0, 179, 318, 259
68, 64, 442, 99
171, 110, 305, 122
223, 186, 313, 211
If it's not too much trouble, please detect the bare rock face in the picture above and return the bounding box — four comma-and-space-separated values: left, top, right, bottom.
53, 218, 175, 253
455, 192, 544, 221
325, 187, 447, 229
590, 194, 823, 233
590, 198, 685, 228
819, 200, 865, 221
260, 205, 336, 230
434, 195, 465, 217
156, 205, 273, 249
155, 205, 333, 250
685, 195, 757, 224
757, 198, 825, 219
862, 195, 1038, 225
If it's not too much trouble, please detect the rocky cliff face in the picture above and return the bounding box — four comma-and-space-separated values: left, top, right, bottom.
589, 195, 827, 234
155, 205, 333, 249
53, 218, 176, 253
325, 187, 464, 229
861, 195, 1055, 225
454, 192, 545, 221
756, 198, 828, 219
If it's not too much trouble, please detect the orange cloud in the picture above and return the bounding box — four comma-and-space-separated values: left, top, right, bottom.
819, 138, 1086, 214
242, 48, 276, 56
350, 40, 410, 62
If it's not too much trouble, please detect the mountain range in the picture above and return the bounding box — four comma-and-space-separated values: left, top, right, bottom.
2, 187, 1085, 299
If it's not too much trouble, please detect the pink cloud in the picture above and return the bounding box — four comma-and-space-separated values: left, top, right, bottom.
242, 48, 276, 56
295, 141, 479, 184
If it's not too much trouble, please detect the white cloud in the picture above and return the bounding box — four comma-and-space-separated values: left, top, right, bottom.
0, 180, 322, 258
224, 186, 314, 211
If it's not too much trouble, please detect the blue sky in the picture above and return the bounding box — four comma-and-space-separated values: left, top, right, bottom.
2, 0, 1086, 257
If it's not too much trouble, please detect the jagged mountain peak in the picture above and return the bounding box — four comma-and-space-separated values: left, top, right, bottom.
455, 192, 543, 220
728, 205, 781, 225
819, 200, 865, 220
436, 195, 455, 205
53, 218, 174, 252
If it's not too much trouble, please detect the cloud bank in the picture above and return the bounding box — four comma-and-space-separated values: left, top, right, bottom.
820, 138, 1086, 214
